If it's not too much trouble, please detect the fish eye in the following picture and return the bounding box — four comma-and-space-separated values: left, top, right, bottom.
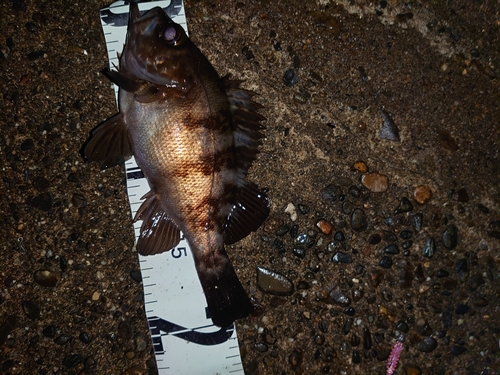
161, 25, 185, 46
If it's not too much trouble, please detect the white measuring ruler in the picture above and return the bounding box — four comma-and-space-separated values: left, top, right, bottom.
99, 2, 245, 373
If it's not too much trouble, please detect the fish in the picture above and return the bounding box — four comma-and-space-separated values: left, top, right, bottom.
84, 4, 269, 327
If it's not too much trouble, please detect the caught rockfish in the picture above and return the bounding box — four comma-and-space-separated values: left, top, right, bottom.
84, 4, 269, 326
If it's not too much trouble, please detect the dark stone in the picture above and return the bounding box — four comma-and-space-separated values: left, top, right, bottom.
292, 247, 306, 259
396, 321, 409, 333
283, 68, 298, 87
20, 138, 34, 151
130, 270, 142, 283
351, 208, 368, 232
379, 109, 400, 141
42, 325, 56, 338
342, 201, 353, 214
383, 244, 399, 254
333, 231, 345, 241
322, 184, 340, 202
422, 237, 436, 258
272, 238, 285, 254
394, 197, 413, 214
342, 318, 353, 334
352, 350, 361, 364
22, 300, 40, 320
436, 269, 449, 278
33, 269, 58, 287
332, 252, 352, 263
329, 287, 351, 307
416, 337, 437, 353
379, 256, 393, 268
29, 192, 54, 211
297, 204, 309, 214
411, 213, 423, 232
54, 334, 72, 345
399, 230, 413, 239
402, 240, 413, 250
63, 354, 82, 368
344, 307, 355, 316
455, 304, 469, 315
450, 345, 467, 355
363, 328, 372, 349
274, 225, 290, 236
477, 204, 489, 213
368, 269, 384, 288
254, 342, 268, 352
241, 46, 254, 60
368, 233, 381, 245
27, 50, 45, 61
442, 225, 458, 249
59, 256, 68, 272
455, 259, 468, 280
79, 332, 90, 343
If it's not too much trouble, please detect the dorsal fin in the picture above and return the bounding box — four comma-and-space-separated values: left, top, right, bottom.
223, 76, 266, 176
222, 77, 269, 244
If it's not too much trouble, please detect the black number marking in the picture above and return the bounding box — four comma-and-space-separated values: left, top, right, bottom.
148, 316, 234, 354
171, 247, 187, 258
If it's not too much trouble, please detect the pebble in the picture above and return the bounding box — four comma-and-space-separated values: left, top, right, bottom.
329, 287, 351, 307
436, 269, 449, 278
283, 68, 298, 87
455, 304, 469, 315
450, 345, 467, 355
394, 197, 413, 214
350, 208, 368, 232
322, 184, 340, 202
368, 233, 381, 245
344, 307, 355, 316
342, 201, 353, 214
413, 185, 432, 204
33, 269, 58, 287
333, 231, 345, 241
42, 325, 56, 337
332, 252, 352, 264
71, 192, 87, 208
241, 46, 254, 60
442, 224, 458, 249
256, 266, 294, 296
452, 187, 469, 202
352, 350, 361, 363
54, 334, 72, 345
422, 238, 436, 258
316, 219, 333, 235
297, 204, 309, 214
379, 109, 400, 141
284, 202, 297, 221
63, 353, 82, 368
27, 50, 45, 61
79, 332, 90, 344
60, 256, 68, 272
416, 337, 437, 353
384, 244, 399, 255
363, 328, 372, 349
399, 230, 413, 239
353, 161, 368, 173
22, 300, 40, 320
368, 269, 384, 288
292, 247, 306, 258
361, 172, 388, 193
20, 138, 35, 151
404, 366, 422, 375
379, 256, 393, 268
129, 270, 142, 283
438, 129, 459, 151
342, 318, 353, 334
411, 213, 423, 232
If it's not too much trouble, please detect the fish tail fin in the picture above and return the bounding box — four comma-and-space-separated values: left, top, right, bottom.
194, 248, 254, 327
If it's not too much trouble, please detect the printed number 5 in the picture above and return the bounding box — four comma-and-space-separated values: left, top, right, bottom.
172, 247, 187, 258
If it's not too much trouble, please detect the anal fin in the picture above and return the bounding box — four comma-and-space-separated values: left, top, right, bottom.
83, 113, 133, 169
224, 181, 270, 245
134, 191, 181, 256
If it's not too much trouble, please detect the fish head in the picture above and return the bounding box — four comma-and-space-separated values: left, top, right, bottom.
121, 4, 199, 90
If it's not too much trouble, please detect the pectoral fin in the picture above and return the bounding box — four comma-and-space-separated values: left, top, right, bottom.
83, 113, 133, 169
134, 191, 181, 256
